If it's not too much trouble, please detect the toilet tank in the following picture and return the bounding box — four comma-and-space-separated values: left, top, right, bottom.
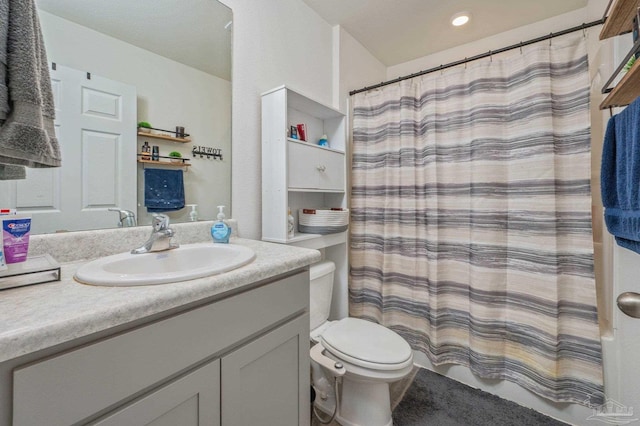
309, 260, 336, 332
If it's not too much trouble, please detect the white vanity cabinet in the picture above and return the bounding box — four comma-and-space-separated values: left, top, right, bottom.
262, 86, 349, 319
6, 271, 310, 426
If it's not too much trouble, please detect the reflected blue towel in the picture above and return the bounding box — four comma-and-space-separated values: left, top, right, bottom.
601, 96, 640, 254
144, 168, 185, 213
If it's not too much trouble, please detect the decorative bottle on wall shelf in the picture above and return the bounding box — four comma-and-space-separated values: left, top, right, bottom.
141, 141, 151, 160
151, 146, 159, 161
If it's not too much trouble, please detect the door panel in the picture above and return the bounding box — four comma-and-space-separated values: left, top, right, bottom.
81, 130, 120, 208
93, 359, 220, 426
82, 86, 123, 120
221, 314, 309, 426
613, 246, 640, 411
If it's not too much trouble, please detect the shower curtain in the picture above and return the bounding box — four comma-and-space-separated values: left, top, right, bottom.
350, 35, 604, 405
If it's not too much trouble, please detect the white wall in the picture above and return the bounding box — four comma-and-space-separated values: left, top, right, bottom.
335, 26, 387, 113
220, 0, 334, 239
38, 11, 232, 226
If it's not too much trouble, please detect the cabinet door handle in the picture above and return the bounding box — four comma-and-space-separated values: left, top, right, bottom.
316, 165, 326, 172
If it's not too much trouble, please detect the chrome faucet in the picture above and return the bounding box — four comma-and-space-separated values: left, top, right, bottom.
108, 208, 137, 228
131, 214, 179, 254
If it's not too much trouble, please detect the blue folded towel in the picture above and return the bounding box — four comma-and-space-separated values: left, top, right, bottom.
601, 96, 640, 254
144, 168, 185, 213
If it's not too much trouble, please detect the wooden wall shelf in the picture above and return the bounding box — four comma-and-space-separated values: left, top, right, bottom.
137, 132, 191, 143
137, 159, 191, 167
600, 0, 640, 40
601, 61, 640, 109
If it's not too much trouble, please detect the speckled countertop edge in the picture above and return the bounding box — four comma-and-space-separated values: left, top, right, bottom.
0, 237, 320, 363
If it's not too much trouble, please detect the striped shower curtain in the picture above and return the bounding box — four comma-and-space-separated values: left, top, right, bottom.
350, 35, 604, 405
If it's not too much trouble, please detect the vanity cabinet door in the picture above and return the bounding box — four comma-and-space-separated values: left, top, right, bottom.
93, 359, 220, 426
221, 314, 310, 426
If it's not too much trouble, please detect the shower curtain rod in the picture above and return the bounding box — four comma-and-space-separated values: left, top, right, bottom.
349, 19, 604, 96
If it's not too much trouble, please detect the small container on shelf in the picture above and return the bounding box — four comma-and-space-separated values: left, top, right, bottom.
298, 208, 349, 235
138, 121, 152, 133
169, 151, 183, 163
287, 207, 295, 238
141, 141, 151, 160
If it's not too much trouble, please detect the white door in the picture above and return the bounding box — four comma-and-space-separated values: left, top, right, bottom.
1, 64, 137, 233
610, 246, 640, 420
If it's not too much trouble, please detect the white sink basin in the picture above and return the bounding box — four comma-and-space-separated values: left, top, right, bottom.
75, 243, 256, 286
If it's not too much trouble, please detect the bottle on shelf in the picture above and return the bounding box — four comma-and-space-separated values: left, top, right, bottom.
287, 207, 295, 239
141, 141, 151, 160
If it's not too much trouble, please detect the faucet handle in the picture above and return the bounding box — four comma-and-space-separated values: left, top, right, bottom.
152, 214, 170, 231
109, 208, 137, 227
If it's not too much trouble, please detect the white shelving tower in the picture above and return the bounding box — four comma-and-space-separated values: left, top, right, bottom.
261, 86, 348, 319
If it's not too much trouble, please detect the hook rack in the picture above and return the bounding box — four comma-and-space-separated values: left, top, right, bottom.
192, 146, 223, 160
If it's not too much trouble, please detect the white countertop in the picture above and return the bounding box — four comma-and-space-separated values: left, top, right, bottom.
0, 238, 320, 363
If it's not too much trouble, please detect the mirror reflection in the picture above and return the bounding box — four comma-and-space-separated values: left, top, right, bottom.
0, 0, 232, 234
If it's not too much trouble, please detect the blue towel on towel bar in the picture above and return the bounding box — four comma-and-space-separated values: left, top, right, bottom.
601, 96, 640, 254
144, 168, 185, 213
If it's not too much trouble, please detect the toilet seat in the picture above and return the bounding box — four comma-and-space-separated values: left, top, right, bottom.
320, 318, 413, 371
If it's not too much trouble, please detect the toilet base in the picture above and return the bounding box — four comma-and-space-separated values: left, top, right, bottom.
337, 378, 393, 426
313, 378, 393, 426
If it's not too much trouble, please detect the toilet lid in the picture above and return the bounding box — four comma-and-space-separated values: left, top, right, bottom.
320, 318, 412, 367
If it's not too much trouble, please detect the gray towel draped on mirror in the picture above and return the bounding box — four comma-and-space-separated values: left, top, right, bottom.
0, 0, 60, 180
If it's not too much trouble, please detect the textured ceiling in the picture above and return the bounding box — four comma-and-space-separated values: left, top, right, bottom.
301, 0, 589, 66
36, 0, 232, 81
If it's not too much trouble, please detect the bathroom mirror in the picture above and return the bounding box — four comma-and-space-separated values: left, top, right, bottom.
0, 0, 232, 234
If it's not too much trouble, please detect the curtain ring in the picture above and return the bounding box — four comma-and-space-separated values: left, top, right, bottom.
549, 33, 553, 46
519, 42, 523, 54
582, 24, 587, 38
489, 50, 493, 62
440, 65, 444, 75
465, 58, 468, 69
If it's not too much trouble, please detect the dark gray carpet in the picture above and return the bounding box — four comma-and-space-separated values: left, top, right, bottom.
392, 369, 568, 426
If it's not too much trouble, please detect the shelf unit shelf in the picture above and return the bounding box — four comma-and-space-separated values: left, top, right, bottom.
137, 132, 192, 143
600, 0, 640, 40
601, 60, 640, 108
263, 231, 347, 250
137, 159, 191, 167
286, 138, 345, 154
287, 188, 345, 194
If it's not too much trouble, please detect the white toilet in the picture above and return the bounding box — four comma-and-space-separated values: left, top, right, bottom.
309, 261, 414, 426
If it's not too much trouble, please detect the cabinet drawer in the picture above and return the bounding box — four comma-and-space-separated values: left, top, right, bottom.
288, 142, 344, 191
13, 271, 309, 426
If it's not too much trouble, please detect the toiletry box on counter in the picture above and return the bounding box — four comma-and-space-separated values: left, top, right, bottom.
0, 238, 319, 426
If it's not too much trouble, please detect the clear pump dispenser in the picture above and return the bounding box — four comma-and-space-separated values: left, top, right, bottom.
187, 204, 198, 222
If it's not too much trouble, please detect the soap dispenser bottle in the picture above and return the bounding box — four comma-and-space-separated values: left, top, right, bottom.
211, 205, 231, 243
187, 204, 198, 222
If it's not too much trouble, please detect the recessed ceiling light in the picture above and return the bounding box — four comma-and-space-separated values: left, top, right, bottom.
451, 12, 470, 27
